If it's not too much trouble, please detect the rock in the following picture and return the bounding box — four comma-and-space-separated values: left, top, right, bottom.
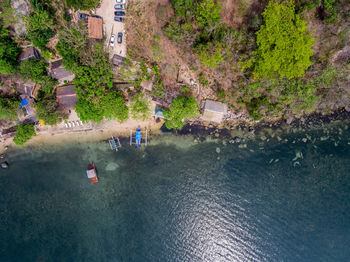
234, 137, 241, 143
345, 105, 350, 112
188, 129, 191, 132
11, 0, 30, 37
277, 136, 282, 142
216, 147, 221, 153
286, 117, 294, 125
260, 135, 267, 141
1, 162, 9, 169
215, 133, 220, 137
0, 154, 5, 159
302, 138, 307, 143
217, 157, 220, 160
4, 146, 8, 151
209, 124, 214, 128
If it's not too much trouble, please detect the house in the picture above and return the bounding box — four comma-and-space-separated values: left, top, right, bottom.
49, 60, 75, 84
56, 85, 77, 113
201, 100, 228, 123
18, 47, 40, 61
112, 54, 126, 66
88, 16, 103, 39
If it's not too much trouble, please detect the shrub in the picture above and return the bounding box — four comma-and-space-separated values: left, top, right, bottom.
195, 0, 221, 27
195, 42, 223, 68
19, 59, 47, 83
13, 124, 36, 146
34, 98, 61, 126
64, 0, 100, 10
130, 93, 151, 120
0, 26, 21, 75
0, 97, 20, 121
163, 95, 200, 129
244, 0, 315, 79
170, 0, 195, 18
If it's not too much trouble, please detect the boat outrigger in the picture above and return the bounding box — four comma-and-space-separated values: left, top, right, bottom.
86, 162, 98, 184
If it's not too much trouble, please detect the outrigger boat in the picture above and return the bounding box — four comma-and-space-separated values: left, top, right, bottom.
86, 162, 98, 184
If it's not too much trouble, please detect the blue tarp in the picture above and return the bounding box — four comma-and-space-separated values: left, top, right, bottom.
20, 99, 29, 109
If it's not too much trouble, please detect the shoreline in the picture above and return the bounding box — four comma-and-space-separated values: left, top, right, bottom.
2, 108, 350, 153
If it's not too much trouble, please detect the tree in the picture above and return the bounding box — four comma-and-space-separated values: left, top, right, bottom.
163, 95, 200, 129
195, 0, 221, 27
26, 10, 55, 49
19, 59, 47, 83
100, 91, 129, 121
246, 0, 315, 79
64, 0, 100, 10
34, 98, 61, 126
0, 25, 21, 75
195, 42, 224, 68
0, 97, 20, 121
13, 124, 36, 146
130, 93, 151, 120
75, 97, 104, 123
170, 0, 195, 18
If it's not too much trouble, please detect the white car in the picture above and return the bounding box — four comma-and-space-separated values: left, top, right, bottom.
110, 34, 116, 47
116, 0, 126, 3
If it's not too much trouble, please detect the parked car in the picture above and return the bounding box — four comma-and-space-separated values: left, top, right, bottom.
110, 34, 116, 47
78, 13, 89, 19
117, 32, 123, 44
114, 16, 125, 22
116, 0, 126, 3
114, 4, 125, 9
114, 11, 125, 16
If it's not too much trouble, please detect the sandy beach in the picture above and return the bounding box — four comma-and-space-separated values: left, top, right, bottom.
0, 117, 164, 153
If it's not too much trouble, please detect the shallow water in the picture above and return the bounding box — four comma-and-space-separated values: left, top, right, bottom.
1, 123, 350, 262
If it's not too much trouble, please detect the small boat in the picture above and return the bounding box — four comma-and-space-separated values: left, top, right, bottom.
109, 136, 121, 152
86, 162, 98, 184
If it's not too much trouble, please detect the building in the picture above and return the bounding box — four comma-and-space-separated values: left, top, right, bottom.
56, 85, 77, 113
18, 47, 40, 61
88, 16, 103, 39
49, 60, 75, 84
201, 100, 228, 123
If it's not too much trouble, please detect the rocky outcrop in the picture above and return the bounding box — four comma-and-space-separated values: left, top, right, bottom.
11, 0, 30, 37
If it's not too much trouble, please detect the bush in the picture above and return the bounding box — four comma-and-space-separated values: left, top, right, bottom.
13, 124, 36, 146
170, 0, 195, 18
64, 0, 100, 10
195, 0, 221, 27
26, 10, 55, 49
130, 93, 151, 120
163, 95, 200, 129
19, 59, 47, 83
195, 42, 223, 68
0, 25, 21, 75
244, 0, 315, 79
34, 98, 61, 126
0, 97, 20, 121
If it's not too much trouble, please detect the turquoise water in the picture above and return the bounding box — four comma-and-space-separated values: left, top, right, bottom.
1, 123, 350, 261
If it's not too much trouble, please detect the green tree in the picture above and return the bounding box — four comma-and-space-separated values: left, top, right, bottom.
163, 95, 200, 129
246, 0, 315, 79
13, 124, 36, 146
26, 10, 55, 49
195, 42, 224, 68
0, 26, 21, 75
100, 91, 129, 121
19, 59, 47, 83
170, 0, 195, 18
130, 93, 151, 120
195, 0, 221, 27
64, 0, 100, 10
34, 98, 61, 125
0, 97, 20, 121
75, 97, 104, 123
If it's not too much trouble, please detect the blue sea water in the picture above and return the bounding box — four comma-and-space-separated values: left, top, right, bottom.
0, 123, 350, 262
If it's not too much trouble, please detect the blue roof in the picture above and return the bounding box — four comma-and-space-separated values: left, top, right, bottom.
20, 99, 29, 108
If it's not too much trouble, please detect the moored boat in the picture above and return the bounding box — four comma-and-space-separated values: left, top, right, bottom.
86, 162, 98, 184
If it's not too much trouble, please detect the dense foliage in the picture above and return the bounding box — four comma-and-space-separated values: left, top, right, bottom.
34, 99, 61, 126
56, 24, 129, 122
245, 0, 315, 79
0, 26, 21, 75
13, 124, 36, 146
195, 0, 221, 27
26, 9, 55, 49
0, 97, 20, 121
19, 59, 47, 83
170, 0, 195, 17
64, 0, 100, 10
130, 93, 151, 120
163, 95, 200, 129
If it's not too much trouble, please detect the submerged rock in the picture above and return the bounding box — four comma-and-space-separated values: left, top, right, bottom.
1, 162, 9, 169
216, 147, 221, 153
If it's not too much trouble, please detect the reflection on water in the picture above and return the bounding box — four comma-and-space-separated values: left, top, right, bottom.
1, 123, 350, 261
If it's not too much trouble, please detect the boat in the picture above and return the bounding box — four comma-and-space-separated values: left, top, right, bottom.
135, 128, 141, 148
86, 162, 98, 184
109, 136, 121, 152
